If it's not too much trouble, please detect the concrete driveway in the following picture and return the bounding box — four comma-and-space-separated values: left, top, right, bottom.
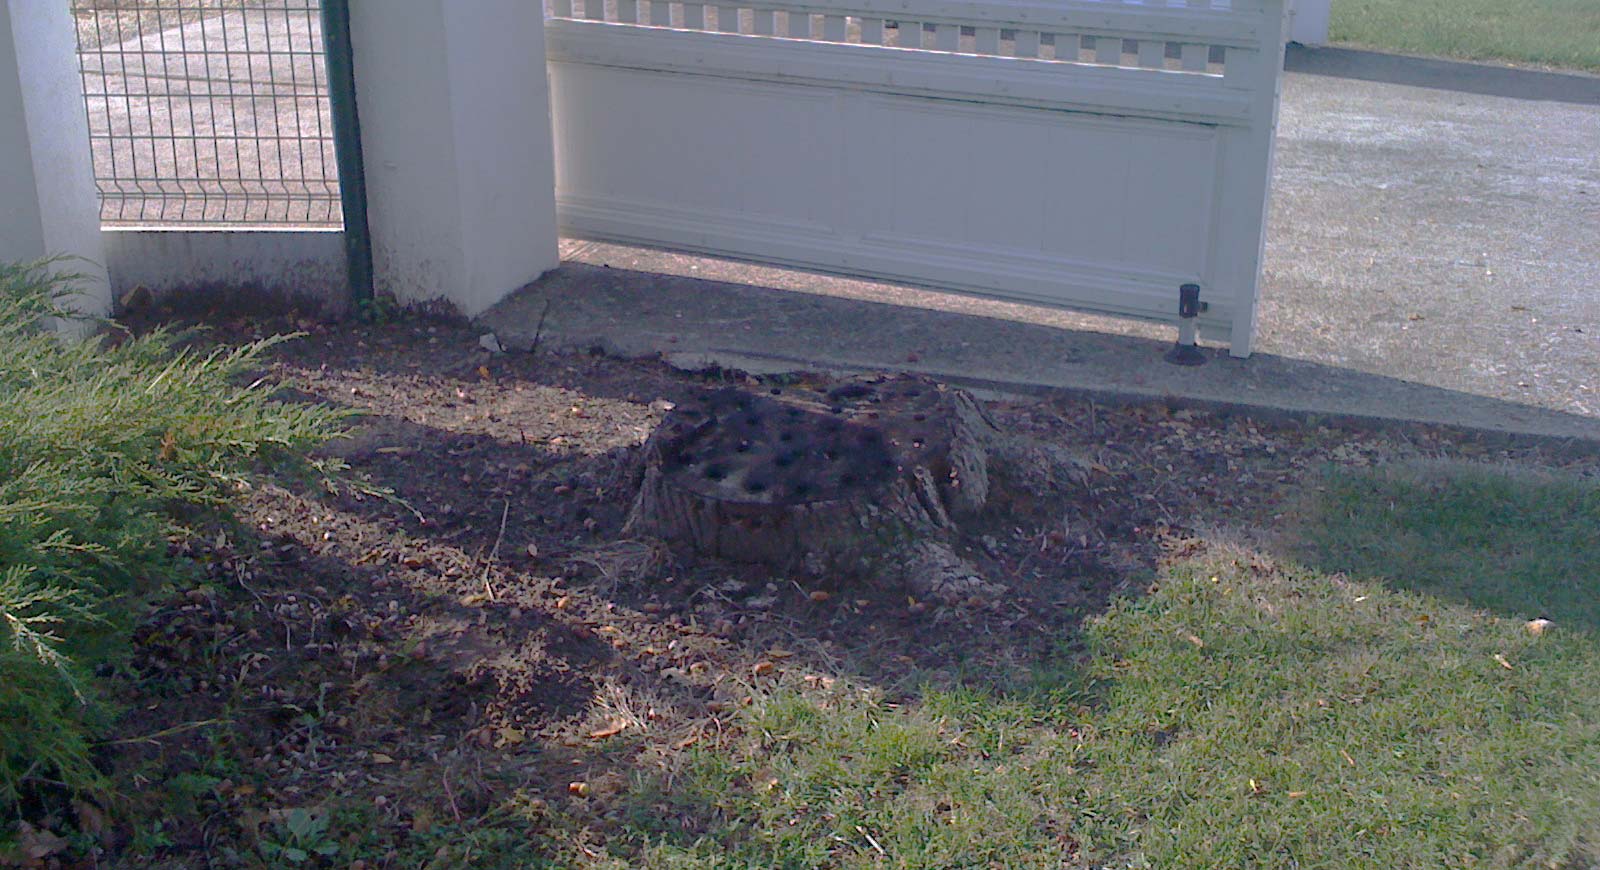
1262, 47, 1600, 423
483, 46, 1600, 442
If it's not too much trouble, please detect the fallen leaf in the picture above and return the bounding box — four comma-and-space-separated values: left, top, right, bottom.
567, 781, 590, 797
16, 822, 69, 861
588, 720, 628, 740
119, 284, 153, 310
767, 649, 795, 659
495, 726, 526, 748
371, 752, 395, 764
1288, 791, 1308, 799
1182, 632, 1205, 649
478, 365, 491, 380
1494, 653, 1514, 670
74, 800, 110, 843
752, 661, 776, 677
808, 590, 831, 602
1340, 749, 1356, 767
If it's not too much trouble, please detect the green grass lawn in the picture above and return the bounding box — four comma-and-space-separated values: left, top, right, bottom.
1330, 0, 1600, 72
578, 462, 1600, 868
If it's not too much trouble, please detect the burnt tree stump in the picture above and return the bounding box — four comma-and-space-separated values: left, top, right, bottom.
625, 373, 1007, 603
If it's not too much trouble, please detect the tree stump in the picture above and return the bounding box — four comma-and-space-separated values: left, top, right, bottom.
625, 373, 1003, 603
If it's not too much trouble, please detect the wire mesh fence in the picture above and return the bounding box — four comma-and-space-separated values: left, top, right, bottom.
71, 0, 343, 227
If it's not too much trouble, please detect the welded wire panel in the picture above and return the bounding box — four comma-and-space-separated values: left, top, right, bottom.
72, 0, 342, 228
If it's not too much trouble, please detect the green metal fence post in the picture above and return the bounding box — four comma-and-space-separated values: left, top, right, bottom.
320, 0, 373, 306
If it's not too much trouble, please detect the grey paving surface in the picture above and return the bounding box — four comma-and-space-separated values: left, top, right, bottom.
1262, 47, 1600, 428
483, 47, 1600, 442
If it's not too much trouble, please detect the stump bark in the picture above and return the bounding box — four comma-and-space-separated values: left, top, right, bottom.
625, 373, 1003, 603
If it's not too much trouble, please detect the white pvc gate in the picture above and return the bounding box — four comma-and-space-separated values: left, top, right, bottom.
546, 0, 1287, 356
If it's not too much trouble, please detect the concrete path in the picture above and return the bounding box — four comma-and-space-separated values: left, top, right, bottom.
483, 47, 1600, 442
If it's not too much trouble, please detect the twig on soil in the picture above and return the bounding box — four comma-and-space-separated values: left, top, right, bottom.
482, 500, 510, 601
567, 539, 670, 593
442, 770, 464, 824
858, 825, 888, 857
529, 298, 552, 358
488, 500, 510, 562
100, 718, 231, 747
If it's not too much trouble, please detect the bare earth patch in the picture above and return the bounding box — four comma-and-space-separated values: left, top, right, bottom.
46, 310, 1596, 867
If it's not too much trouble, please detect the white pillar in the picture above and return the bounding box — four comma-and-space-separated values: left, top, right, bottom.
348, 0, 560, 317
0, 0, 110, 317
1288, 0, 1330, 46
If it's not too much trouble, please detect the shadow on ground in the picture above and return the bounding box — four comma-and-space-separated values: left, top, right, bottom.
1286, 44, 1600, 105
481, 259, 1600, 446
1283, 459, 1600, 633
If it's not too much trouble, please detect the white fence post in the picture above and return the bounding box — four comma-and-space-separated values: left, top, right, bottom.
1288, 0, 1330, 45
347, 0, 560, 316
0, 0, 111, 319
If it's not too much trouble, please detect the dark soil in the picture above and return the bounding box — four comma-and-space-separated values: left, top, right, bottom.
13, 305, 1596, 868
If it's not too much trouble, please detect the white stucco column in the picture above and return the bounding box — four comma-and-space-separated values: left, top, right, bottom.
347, 0, 560, 317
0, 0, 110, 317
